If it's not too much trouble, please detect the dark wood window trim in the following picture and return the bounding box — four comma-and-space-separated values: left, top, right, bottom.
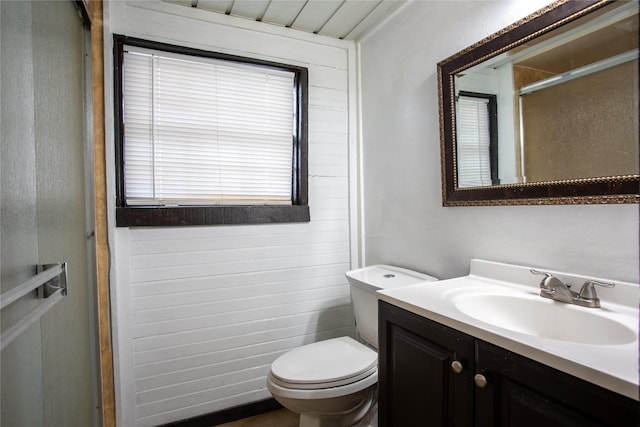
458, 91, 499, 185
113, 35, 309, 227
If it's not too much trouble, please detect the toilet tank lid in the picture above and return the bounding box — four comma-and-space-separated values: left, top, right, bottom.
346, 264, 437, 292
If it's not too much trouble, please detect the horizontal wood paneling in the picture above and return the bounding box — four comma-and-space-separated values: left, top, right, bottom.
107, 2, 356, 425
132, 287, 350, 337
308, 64, 348, 91
133, 308, 352, 367
130, 242, 349, 271
132, 278, 349, 317
129, 262, 350, 297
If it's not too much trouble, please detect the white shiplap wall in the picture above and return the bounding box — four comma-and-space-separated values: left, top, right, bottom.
104, 2, 360, 426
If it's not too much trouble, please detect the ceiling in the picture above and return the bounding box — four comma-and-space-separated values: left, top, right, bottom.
164, 0, 407, 41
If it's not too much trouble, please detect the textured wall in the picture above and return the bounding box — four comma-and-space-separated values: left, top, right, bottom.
522, 62, 639, 181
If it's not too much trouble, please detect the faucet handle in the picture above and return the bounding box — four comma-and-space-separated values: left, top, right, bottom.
578, 279, 615, 301
530, 269, 565, 294
530, 269, 552, 279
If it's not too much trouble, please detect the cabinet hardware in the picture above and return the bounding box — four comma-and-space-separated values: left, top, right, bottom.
474, 374, 488, 388
451, 360, 463, 374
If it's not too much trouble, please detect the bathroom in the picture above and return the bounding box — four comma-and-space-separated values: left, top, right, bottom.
1, 0, 637, 426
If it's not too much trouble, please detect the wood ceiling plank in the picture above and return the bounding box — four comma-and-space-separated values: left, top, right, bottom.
165, 0, 407, 41
261, 0, 307, 27
342, 0, 405, 40
230, 0, 272, 20
164, 0, 194, 7
197, 0, 234, 14
318, 0, 379, 39
290, 0, 344, 33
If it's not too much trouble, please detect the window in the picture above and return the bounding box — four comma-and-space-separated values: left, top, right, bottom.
113, 35, 309, 227
455, 92, 498, 188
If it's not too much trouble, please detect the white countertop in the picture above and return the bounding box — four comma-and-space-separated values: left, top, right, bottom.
377, 259, 639, 400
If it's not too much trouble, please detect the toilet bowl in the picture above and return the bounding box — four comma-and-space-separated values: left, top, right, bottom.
268, 336, 378, 427
267, 265, 437, 427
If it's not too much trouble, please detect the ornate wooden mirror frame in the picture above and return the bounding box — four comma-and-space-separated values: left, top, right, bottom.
438, 0, 639, 206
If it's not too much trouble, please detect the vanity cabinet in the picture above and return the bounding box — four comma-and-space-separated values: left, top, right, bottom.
378, 301, 639, 427
378, 301, 474, 427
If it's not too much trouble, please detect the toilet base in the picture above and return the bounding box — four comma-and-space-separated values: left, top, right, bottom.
300, 401, 377, 427
354, 402, 377, 427
276, 383, 376, 427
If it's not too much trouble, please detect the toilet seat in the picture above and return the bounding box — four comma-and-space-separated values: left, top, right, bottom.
267, 370, 378, 400
270, 365, 378, 390
267, 336, 378, 399
270, 337, 377, 388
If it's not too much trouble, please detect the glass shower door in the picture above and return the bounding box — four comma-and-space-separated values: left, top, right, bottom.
1, 1, 97, 425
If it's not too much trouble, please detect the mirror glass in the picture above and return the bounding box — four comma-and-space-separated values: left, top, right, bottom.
439, 0, 639, 205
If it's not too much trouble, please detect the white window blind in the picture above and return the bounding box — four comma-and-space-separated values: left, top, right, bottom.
122, 46, 296, 206
455, 96, 492, 188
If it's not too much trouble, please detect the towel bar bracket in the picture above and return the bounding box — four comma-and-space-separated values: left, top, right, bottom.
36, 263, 68, 299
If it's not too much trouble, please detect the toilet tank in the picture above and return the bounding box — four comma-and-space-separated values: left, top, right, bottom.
345, 265, 437, 349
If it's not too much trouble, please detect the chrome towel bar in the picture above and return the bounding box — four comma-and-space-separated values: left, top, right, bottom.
1, 262, 68, 350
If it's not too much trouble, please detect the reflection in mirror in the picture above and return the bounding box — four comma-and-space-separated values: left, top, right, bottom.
455, 92, 498, 187
439, 0, 639, 205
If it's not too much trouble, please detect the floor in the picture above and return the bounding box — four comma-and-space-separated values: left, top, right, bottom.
217, 409, 298, 427
216, 405, 378, 427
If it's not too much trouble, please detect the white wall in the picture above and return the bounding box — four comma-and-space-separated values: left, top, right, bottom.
104, 2, 359, 425
359, 1, 639, 283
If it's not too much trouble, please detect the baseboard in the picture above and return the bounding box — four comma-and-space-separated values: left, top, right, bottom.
159, 398, 283, 427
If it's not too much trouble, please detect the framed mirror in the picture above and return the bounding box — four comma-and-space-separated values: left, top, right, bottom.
438, 0, 639, 206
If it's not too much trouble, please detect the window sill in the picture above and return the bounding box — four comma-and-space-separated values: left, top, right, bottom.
116, 205, 310, 227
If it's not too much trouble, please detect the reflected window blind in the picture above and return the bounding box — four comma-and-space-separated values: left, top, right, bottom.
456, 96, 492, 188
122, 47, 295, 205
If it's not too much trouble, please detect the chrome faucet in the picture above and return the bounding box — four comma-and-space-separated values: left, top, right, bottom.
530, 269, 614, 308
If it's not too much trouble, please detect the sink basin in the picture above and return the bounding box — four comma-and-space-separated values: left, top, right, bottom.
453, 292, 636, 345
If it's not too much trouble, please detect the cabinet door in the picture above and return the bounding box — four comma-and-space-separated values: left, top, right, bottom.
379, 301, 474, 427
475, 340, 639, 427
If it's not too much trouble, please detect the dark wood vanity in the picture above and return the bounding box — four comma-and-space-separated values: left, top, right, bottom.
378, 301, 639, 427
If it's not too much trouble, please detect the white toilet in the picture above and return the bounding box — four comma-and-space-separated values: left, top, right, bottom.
267, 265, 437, 427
